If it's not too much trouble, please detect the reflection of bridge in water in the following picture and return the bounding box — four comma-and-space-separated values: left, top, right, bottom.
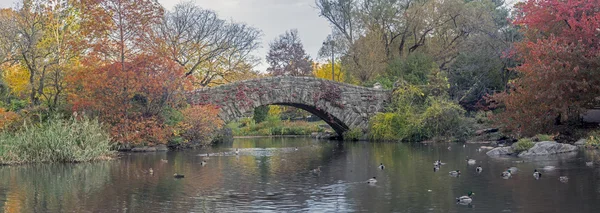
186, 76, 392, 136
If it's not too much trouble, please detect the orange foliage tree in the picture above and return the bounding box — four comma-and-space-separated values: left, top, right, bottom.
69, 55, 191, 145
491, 0, 600, 136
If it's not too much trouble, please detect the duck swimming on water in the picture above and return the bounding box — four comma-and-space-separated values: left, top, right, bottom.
533, 169, 542, 179
367, 177, 377, 184
476, 166, 482, 173
466, 158, 476, 165
378, 163, 385, 170
173, 173, 185, 178
501, 170, 512, 178
456, 191, 474, 204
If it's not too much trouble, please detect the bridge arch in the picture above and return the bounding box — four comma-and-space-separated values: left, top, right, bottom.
186, 76, 391, 136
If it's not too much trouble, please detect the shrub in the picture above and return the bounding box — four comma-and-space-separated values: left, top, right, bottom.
586, 130, 600, 149
343, 128, 363, 141
534, 134, 553, 142
0, 107, 19, 132
419, 99, 471, 141
0, 115, 114, 165
178, 105, 224, 147
369, 113, 401, 141
513, 138, 534, 153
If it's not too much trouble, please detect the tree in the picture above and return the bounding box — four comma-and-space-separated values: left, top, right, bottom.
491, 0, 600, 136
316, 0, 502, 84
266, 29, 313, 76
157, 2, 261, 87
253, 105, 269, 123
313, 62, 343, 81
447, 0, 521, 110
69, 55, 190, 144
79, 0, 164, 64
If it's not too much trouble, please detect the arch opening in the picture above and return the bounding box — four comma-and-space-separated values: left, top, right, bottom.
272, 103, 349, 137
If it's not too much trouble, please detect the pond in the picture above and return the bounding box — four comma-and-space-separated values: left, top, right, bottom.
1, 137, 600, 212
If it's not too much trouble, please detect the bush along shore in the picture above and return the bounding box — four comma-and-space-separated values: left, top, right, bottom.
0, 115, 115, 165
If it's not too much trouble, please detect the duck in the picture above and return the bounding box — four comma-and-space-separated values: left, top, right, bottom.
501, 170, 512, 178
586, 161, 593, 167
476, 148, 482, 152
433, 165, 440, 172
448, 146, 452, 150
173, 173, 185, 178
367, 177, 377, 184
449, 170, 461, 176
533, 169, 542, 179
463, 144, 466, 148
235, 148, 239, 155
200, 160, 207, 166
456, 191, 474, 204
559, 176, 569, 182
160, 159, 168, 163
476, 166, 482, 173
311, 166, 322, 173
466, 158, 476, 165
295, 147, 299, 151
378, 163, 385, 170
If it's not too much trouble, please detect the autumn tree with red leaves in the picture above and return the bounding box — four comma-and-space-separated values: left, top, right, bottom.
492, 0, 600, 136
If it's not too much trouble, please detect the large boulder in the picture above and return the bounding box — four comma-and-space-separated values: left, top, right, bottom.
518, 141, 578, 157
574, 139, 587, 146
486, 147, 514, 156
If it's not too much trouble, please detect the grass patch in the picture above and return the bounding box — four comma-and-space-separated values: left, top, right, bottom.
0, 115, 115, 165
513, 138, 534, 153
534, 134, 554, 141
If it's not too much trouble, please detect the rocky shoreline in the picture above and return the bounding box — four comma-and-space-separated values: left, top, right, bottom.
486, 141, 578, 157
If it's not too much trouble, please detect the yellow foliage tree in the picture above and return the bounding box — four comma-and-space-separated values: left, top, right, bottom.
268, 105, 282, 118
313, 62, 343, 81
1, 63, 30, 99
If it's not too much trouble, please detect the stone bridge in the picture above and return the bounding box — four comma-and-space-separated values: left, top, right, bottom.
186, 76, 392, 136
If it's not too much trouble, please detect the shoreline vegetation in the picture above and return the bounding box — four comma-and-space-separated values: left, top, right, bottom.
0, 114, 115, 165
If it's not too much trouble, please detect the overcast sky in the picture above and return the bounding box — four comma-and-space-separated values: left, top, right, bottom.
0, 0, 332, 72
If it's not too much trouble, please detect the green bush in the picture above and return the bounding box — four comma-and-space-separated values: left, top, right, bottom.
419, 98, 471, 141
0, 115, 114, 165
369, 113, 402, 141
513, 138, 534, 153
343, 128, 363, 141
253, 106, 269, 123
586, 130, 600, 148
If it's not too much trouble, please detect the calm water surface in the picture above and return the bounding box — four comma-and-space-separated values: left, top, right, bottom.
2, 137, 600, 212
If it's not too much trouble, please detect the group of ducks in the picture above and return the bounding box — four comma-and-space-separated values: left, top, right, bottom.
171, 147, 305, 178
432, 156, 577, 205
152, 148, 245, 179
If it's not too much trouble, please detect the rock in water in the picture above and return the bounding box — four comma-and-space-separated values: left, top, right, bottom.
574, 139, 586, 146
486, 147, 514, 156
518, 141, 578, 157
